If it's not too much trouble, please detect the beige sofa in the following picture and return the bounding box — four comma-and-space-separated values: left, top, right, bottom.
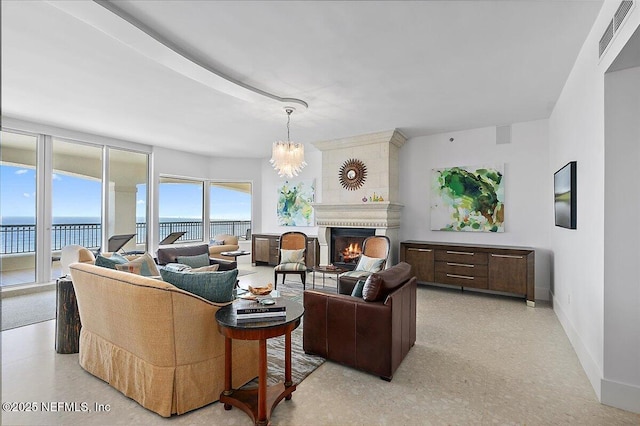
208, 234, 240, 259
69, 262, 259, 417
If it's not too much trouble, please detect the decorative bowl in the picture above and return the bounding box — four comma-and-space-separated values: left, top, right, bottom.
248, 283, 273, 296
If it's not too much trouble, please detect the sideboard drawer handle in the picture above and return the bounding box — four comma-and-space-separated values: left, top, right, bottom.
447, 251, 474, 256
408, 248, 432, 252
447, 274, 474, 280
491, 254, 523, 259
447, 263, 474, 268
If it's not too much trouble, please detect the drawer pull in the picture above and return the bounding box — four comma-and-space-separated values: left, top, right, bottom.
447, 274, 474, 280
447, 262, 474, 268
491, 254, 523, 259
447, 251, 474, 256
408, 248, 432, 252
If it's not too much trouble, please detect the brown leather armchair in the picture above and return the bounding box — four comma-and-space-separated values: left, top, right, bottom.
303, 262, 417, 380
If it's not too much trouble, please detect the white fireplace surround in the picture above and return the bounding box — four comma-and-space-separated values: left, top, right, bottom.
312, 129, 406, 266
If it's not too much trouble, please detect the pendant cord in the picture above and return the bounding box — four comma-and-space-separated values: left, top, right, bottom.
286, 109, 292, 142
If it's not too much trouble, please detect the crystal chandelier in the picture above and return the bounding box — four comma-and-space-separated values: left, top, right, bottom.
270, 107, 306, 178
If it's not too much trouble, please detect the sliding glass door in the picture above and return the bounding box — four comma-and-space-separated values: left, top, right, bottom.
0, 130, 38, 286
51, 139, 103, 279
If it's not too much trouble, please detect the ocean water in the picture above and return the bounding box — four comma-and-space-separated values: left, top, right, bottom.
0, 217, 248, 254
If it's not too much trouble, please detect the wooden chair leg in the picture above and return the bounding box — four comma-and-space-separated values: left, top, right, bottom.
274, 271, 278, 289
301, 272, 306, 290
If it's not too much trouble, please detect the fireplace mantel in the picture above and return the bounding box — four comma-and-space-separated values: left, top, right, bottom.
312, 202, 403, 229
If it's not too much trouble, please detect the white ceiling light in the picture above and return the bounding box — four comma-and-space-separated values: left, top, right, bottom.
270, 107, 306, 178
46, 0, 308, 109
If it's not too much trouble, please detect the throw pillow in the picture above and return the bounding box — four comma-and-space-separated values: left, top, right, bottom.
159, 268, 238, 303
95, 252, 129, 269
163, 263, 192, 272
354, 254, 385, 273
280, 248, 305, 264
192, 264, 219, 272
176, 253, 210, 268
362, 273, 384, 302
115, 263, 142, 275
351, 279, 366, 298
122, 252, 161, 277
209, 239, 225, 246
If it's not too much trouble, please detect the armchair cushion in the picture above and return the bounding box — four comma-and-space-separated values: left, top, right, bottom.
176, 253, 210, 268
280, 248, 305, 263
354, 254, 385, 273
159, 268, 238, 303
350, 279, 366, 298
363, 261, 412, 302
120, 252, 160, 277
274, 262, 307, 272
95, 252, 128, 269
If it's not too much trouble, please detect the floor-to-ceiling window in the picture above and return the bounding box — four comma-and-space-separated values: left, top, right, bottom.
209, 182, 252, 238
158, 176, 204, 243
0, 127, 151, 287
108, 148, 148, 253
0, 130, 38, 286
50, 139, 103, 280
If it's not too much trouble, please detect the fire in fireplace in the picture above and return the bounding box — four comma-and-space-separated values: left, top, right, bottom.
330, 228, 375, 270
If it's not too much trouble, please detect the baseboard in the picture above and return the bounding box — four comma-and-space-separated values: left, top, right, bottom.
602, 378, 640, 413
0, 282, 56, 299
552, 292, 602, 400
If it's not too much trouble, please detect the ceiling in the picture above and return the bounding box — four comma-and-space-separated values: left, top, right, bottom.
1, 1, 603, 159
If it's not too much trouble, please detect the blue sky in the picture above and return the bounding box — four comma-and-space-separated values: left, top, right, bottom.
1, 165, 251, 221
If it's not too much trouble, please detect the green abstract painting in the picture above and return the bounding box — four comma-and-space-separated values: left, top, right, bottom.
277, 180, 315, 226
431, 165, 504, 232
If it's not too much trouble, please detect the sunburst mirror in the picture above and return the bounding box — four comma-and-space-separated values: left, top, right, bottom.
339, 158, 367, 190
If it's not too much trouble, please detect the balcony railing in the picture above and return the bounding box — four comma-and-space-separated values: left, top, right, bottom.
0, 220, 251, 255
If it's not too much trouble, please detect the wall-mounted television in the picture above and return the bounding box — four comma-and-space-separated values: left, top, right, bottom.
554, 161, 577, 229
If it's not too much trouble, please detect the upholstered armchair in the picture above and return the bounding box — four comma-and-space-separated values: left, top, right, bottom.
303, 262, 417, 380
339, 235, 390, 294
274, 231, 308, 289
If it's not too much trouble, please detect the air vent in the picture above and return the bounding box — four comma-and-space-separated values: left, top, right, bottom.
614, 1, 633, 31
599, 1, 635, 58
599, 21, 615, 57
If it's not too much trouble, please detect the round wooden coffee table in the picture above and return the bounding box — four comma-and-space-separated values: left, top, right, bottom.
215, 298, 304, 425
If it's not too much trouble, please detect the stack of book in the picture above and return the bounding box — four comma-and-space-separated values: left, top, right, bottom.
236, 300, 286, 323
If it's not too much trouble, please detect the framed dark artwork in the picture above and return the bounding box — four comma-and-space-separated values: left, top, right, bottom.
554, 161, 577, 229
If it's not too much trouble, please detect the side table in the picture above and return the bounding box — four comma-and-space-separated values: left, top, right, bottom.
55, 277, 81, 354
215, 298, 304, 425
311, 266, 347, 290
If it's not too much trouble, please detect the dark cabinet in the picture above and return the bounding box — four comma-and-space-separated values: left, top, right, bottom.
251, 233, 319, 268
400, 241, 535, 306
401, 244, 435, 282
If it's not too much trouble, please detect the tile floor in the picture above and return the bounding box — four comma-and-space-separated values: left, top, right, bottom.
1, 265, 638, 425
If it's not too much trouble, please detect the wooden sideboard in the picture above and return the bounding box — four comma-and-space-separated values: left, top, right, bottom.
251, 233, 319, 268
400, 241, 535, 306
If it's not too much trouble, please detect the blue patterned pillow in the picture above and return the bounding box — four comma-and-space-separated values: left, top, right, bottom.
159, 268, 238, 303
95, 252, 128, 269
176, 253, 210, 268
354, 255, 385, 273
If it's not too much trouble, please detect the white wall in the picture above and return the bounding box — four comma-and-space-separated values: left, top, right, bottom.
259, 150, 322, 236
603, 65, 640, 411
398, 120, 552, 300
549, 1, 640, 412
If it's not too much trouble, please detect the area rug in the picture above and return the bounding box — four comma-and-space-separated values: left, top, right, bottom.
1, 290, 56, 331
243, 278, 325, 387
